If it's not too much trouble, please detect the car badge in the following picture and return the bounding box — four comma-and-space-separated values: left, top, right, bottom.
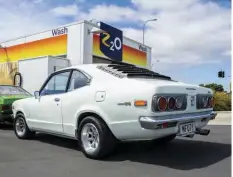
191, 96, 195, 106
117, 102, 131, 106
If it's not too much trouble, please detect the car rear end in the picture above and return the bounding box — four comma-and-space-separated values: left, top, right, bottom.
0, 85, 32, 123
94, 63, 217, 141
139, 83, 216, 138
0, 97, 14, 122
0, 96, 32, 122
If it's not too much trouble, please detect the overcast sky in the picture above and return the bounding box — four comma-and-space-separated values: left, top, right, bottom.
0, 0, 231, 91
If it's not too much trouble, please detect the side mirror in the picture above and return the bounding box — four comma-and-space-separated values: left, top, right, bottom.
34, 91, 40, 99
86, 79, 91, 85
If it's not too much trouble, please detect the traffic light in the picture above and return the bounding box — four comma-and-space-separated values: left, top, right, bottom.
218, 71, 225, 78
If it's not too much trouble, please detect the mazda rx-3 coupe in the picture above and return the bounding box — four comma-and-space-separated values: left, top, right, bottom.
12, 63, 217, 159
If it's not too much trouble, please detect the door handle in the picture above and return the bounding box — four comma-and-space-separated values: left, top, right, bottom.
54, 98, 60, 102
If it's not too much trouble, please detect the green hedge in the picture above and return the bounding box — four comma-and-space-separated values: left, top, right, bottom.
213, 91, 231, 111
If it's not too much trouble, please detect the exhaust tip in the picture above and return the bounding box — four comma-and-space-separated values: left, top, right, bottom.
195, 129, 210, 136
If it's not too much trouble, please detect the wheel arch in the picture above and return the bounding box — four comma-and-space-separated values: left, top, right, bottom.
75, 105, 111, 128
14, 109, 26, 119
14, 109, 31, 125
75, 110, 117, 140
16, 111, 24, 116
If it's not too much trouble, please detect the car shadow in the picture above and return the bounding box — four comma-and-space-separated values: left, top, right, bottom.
0, 123, 13, 130
34, 133, 231, 170
106, 138, 231, 170
35, 133, 81, 151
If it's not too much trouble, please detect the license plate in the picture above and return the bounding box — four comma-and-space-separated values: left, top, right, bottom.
180, 122, 195, 135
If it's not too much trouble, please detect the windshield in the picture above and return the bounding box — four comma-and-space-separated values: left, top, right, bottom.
0, 86, 31, 96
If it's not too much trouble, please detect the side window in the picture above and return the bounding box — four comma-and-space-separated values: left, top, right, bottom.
68, 70, 89, 91
40, 71, 70, 96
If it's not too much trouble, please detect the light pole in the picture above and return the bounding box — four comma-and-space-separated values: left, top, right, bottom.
143, 18, 157, 45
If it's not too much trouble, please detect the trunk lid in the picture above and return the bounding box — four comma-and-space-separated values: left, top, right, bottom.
133, 78, 212, 113
135, 79, 211, 95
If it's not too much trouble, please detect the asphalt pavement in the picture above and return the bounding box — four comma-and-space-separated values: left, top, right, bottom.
0, 124, 231, 177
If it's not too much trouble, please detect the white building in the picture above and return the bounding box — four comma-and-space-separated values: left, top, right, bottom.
0, 20, 152, 86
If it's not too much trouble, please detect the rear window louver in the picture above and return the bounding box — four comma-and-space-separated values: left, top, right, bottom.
97, 65, 125, 78
97, 63, 172, 80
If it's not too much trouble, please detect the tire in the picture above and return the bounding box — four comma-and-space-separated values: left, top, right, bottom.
78, 116, 116, 159
13, 113, 35, 139
152, 134, 176, 145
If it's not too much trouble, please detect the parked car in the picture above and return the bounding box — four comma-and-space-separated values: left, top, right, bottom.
0, 85, 32, 124
12, 63, 217, 159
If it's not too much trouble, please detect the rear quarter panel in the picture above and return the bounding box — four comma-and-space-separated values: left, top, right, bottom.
61, 78, 155, 137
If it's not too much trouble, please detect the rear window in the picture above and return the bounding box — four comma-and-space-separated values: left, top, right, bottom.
0, 86, 31, 96
97, 64, 172, 80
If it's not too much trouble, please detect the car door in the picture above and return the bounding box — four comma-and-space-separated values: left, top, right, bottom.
61, 69, 91, 137
29, 70, 71, 133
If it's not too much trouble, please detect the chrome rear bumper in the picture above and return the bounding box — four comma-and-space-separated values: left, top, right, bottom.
139, 111, 217, 130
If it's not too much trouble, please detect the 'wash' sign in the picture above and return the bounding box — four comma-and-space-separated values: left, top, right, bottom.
52, 27, 68, 36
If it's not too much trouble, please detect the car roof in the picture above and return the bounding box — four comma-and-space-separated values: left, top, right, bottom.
55, 63, 172, 81
56, 64, 110, 76
60, 64, 108, 70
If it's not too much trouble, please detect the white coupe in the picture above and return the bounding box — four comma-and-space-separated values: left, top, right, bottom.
12, 63, 217, 159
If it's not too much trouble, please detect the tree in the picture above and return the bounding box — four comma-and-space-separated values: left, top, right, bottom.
199, 83, 224, 92
199, 84, 205, 87
214, 91, 231, 111
199, 83, 231, 111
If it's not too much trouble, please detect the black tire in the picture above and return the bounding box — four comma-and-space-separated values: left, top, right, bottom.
152, 134, 176, 145
13, 113, 35, 139
78, 116, 116, 159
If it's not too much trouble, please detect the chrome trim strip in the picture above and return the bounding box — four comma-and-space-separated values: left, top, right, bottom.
30, 128, 77, 140
139, 111, 217, 130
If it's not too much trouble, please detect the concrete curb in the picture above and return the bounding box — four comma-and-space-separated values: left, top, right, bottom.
208, 111, 231, 125
215, 111, 232, 113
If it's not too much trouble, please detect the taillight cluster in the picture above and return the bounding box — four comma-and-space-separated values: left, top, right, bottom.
152, 94, 187, 112
197, 94, 214, 109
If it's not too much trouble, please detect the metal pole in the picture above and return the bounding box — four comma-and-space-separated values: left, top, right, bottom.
143, 18, 157, 45
143, 22, 146, 45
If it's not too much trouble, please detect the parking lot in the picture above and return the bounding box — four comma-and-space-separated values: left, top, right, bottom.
0, 123, 231, 177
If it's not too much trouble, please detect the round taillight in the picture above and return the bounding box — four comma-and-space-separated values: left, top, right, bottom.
168, 97, 175, 110
157, 96, 167, 111
175, 97, 183, 109
202, 97, 208, 108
